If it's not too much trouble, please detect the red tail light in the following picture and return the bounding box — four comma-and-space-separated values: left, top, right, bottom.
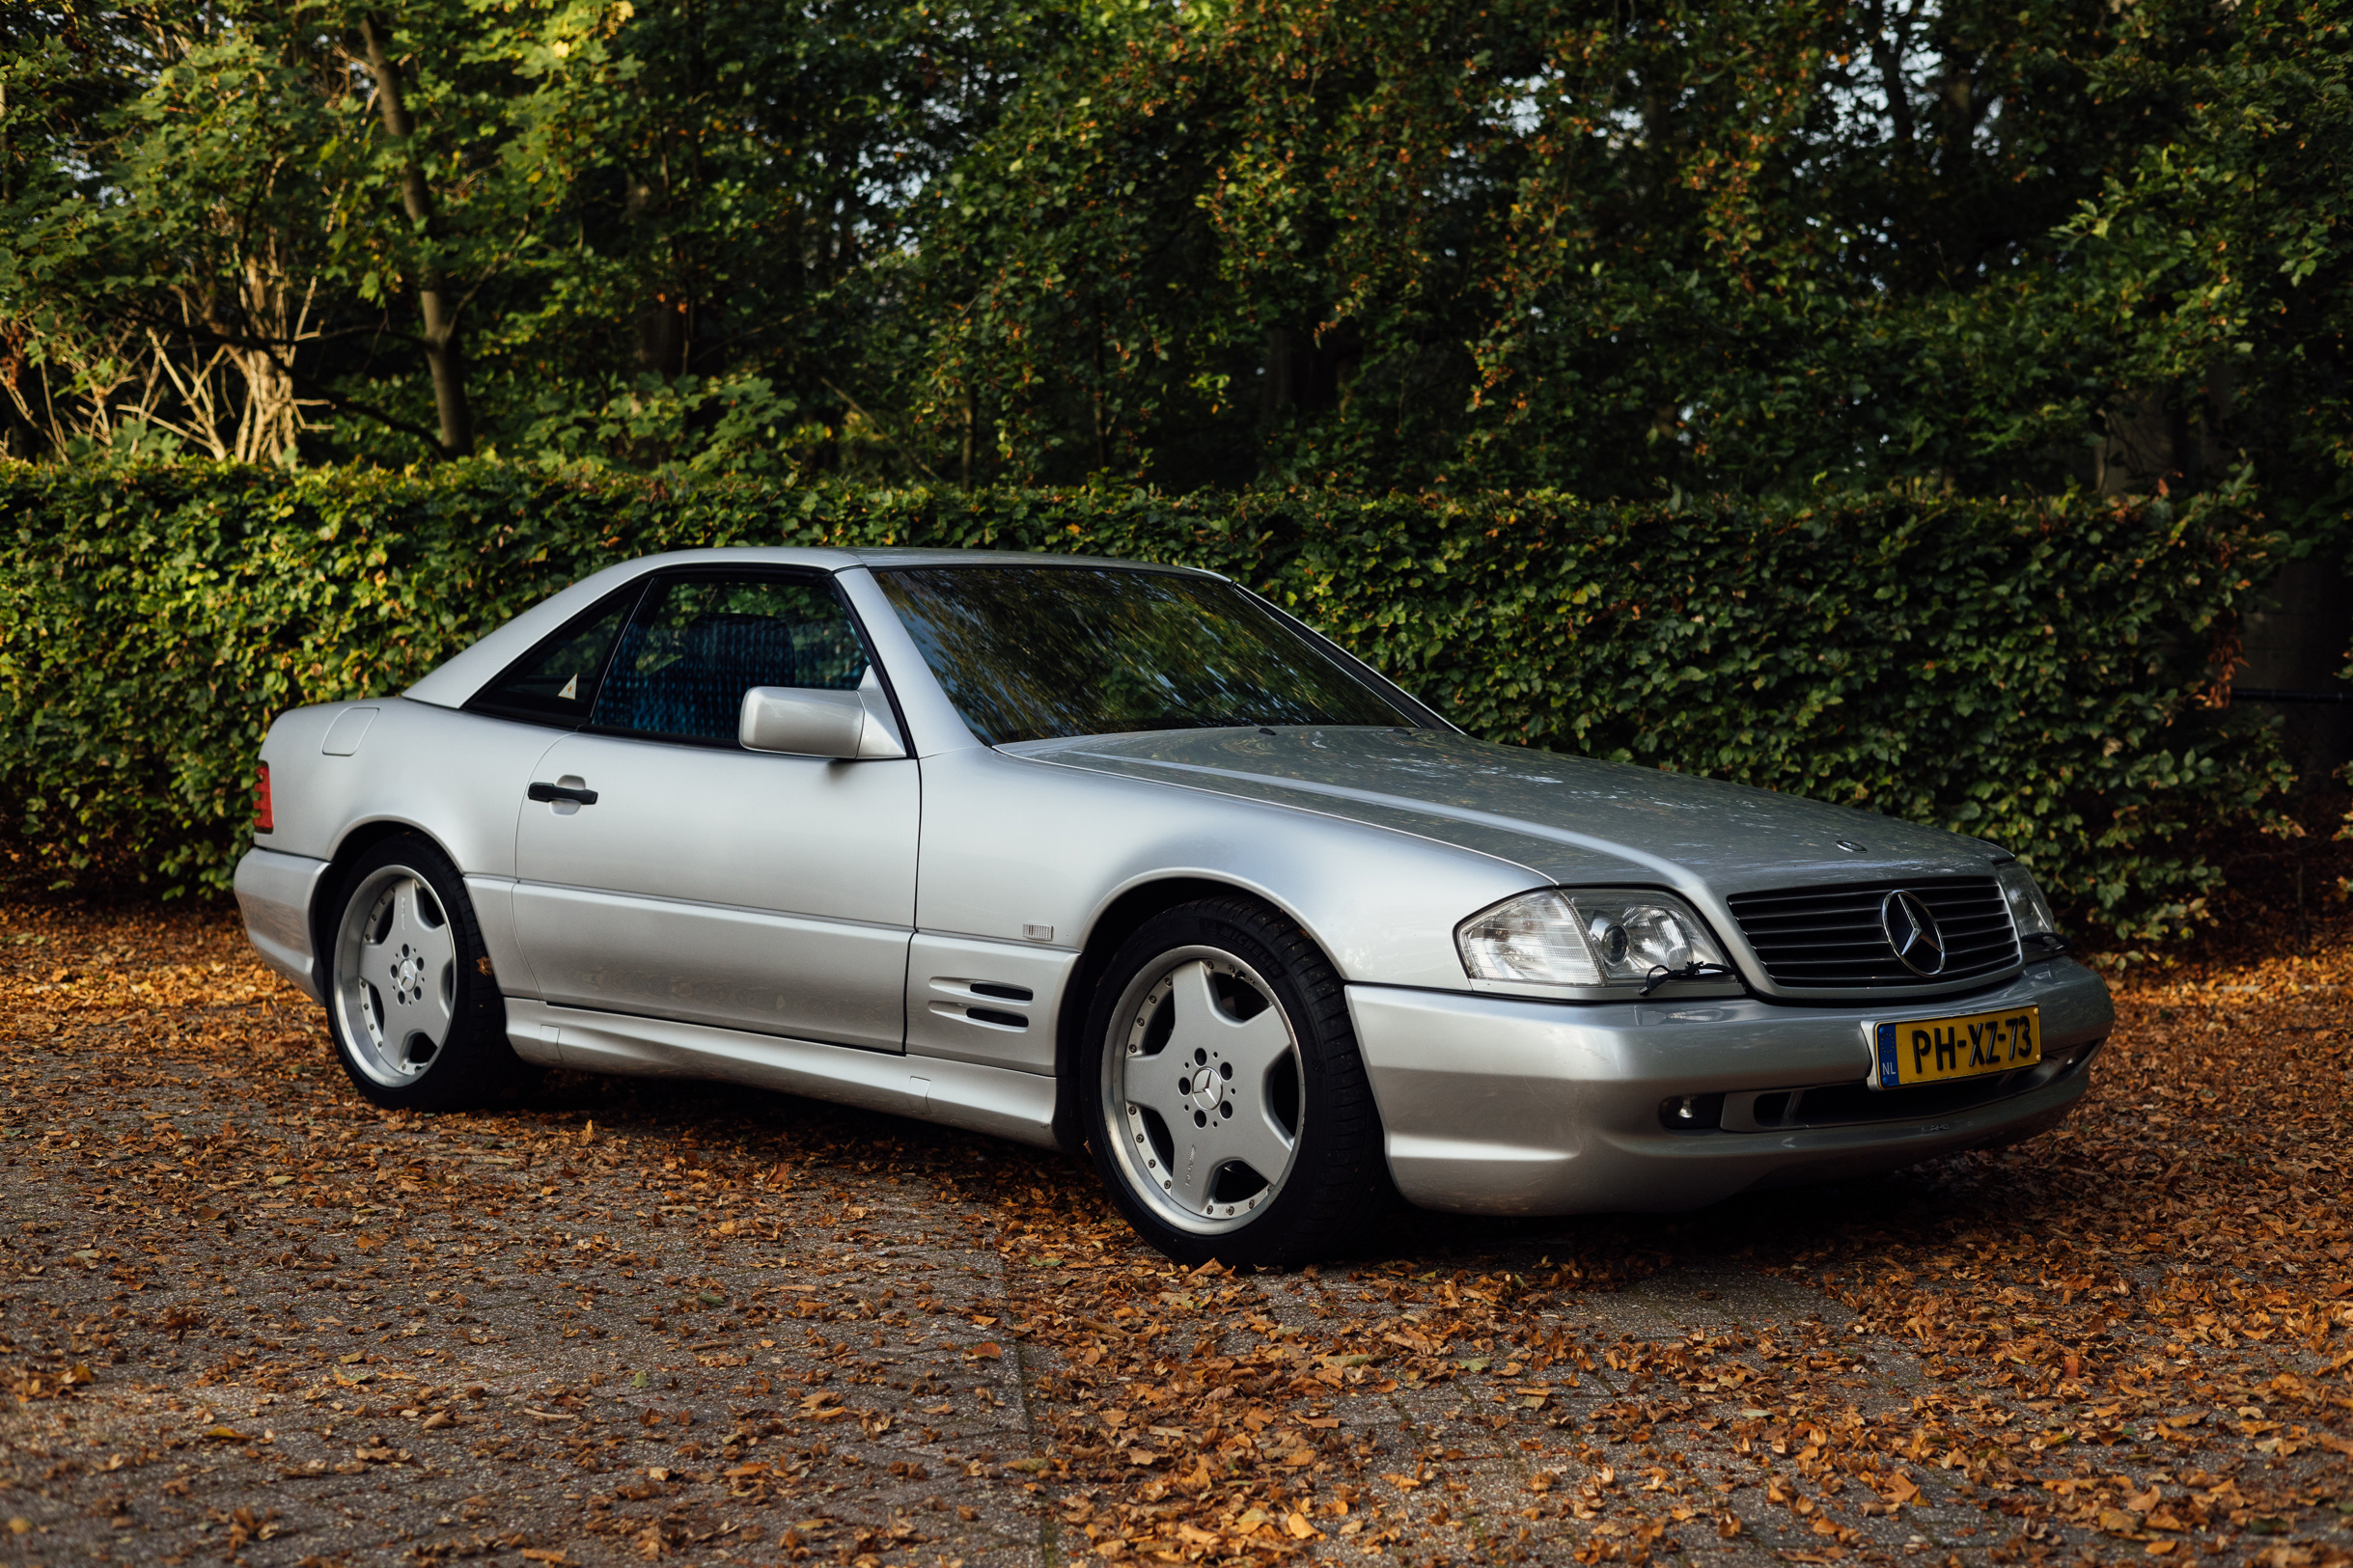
254, 762, 274, 834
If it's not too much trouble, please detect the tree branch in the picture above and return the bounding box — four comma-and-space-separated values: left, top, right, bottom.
820, 375, 942, 481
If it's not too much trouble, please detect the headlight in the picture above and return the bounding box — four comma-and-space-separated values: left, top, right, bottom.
1574, 893, 1727, 985
1456, 891, 1600, 985
1995, 862, 2063, 947
1456, 889, 1736, 993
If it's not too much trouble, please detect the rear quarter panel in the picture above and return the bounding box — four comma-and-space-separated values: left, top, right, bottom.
255, 698, 563, 877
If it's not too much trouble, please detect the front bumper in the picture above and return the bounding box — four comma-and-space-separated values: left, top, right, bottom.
234, 847, 332, 1004
1348, 958, 2113, 1215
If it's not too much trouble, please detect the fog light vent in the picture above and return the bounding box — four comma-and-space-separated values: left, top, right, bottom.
1658, 1092, 1725, 1132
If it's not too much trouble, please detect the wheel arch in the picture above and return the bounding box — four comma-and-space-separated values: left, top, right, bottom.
306, 817, 468, 986
1049, 874, 1335, 1156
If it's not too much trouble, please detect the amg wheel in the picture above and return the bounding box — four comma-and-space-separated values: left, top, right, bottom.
324, 835, 527, 1111
1083, 897, 1393, 1266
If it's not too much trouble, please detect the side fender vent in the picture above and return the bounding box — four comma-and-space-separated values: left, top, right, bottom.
927, 977, 1033, 1032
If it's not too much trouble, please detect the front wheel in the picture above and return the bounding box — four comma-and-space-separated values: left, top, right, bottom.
1082, 897, 1394, 1266
323, 835, 527, 1111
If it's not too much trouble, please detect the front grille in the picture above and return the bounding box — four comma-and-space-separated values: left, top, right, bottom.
1727, 877, 2019, 989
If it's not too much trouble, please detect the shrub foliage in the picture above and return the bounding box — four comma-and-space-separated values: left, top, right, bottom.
0, 464, 2286, 940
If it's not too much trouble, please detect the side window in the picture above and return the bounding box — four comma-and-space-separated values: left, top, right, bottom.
591, 575, 871, 744
471, 588, 642, 725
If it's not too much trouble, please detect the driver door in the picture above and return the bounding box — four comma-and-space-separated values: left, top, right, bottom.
508, 569, 917, 1052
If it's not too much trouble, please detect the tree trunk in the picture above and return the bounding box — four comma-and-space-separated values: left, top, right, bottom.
359, 14, 472, 457
960, 383, 977, 490
1092, 315, 1108, 472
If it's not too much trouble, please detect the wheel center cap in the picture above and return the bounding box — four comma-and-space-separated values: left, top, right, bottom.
391, 946, 425, 1004
1188, 1074, 1222, 1114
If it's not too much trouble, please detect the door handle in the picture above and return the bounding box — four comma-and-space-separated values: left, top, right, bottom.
528, 782, 599, 806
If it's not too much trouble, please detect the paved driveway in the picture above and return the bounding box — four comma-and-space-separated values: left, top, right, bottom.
2, 905, 2348, 1568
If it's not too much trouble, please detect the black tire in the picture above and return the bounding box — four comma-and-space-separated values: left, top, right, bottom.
1081, 896, 1395, 1266
319, 834, 530, 1112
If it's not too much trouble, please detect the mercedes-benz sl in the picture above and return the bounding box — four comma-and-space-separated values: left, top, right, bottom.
235, 548, 2113, 1263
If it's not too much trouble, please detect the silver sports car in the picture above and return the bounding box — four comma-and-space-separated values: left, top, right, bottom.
235, 547, 2113, 1263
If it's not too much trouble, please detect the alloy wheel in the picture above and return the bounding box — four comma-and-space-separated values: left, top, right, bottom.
331, 865, 458, 1087
1099, 946, 1304, 1235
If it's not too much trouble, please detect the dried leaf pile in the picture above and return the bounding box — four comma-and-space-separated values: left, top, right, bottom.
1, 900, 2348, 1568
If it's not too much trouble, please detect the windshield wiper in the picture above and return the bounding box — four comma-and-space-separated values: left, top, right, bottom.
1640, 961, 1737, 998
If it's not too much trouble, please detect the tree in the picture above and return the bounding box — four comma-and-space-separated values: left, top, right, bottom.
4, 0, 2344, 542
891, 0, 2350, 538
0, 0, 1065, 469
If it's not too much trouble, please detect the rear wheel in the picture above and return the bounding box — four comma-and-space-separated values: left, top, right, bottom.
324, 836, 526, 1111
1082, 897, 1393, 1266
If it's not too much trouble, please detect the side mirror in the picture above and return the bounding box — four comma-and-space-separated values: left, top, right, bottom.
737, 687, 908, 760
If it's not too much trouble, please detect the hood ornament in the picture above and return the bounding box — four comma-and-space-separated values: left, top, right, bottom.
1879, 890, 1947, 976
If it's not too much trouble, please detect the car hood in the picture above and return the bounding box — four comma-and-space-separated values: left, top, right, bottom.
1001, 727, 2003, 897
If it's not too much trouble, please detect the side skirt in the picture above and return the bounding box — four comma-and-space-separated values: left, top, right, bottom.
503, 997, 1061, 1150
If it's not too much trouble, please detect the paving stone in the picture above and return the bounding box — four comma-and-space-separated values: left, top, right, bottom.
7, 906, 2353, 1568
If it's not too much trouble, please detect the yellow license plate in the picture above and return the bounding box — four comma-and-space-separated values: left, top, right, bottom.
1873, 1005, 2040, 1088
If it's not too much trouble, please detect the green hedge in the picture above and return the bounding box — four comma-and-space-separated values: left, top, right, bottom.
0, 462, 2290, 941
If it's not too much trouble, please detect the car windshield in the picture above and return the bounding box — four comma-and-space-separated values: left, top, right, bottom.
874, 565, 1422, 744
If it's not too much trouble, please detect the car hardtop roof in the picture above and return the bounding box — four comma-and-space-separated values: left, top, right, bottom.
401, 544, 1230, 710
584, 544, 1226, 577
843, 546, 1223, 576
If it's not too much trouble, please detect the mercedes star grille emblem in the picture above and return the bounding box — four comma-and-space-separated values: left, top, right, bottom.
1879, 890, 1947, 976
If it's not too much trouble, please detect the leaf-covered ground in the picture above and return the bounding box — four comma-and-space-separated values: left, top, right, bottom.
2, 902, 2348, 1568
